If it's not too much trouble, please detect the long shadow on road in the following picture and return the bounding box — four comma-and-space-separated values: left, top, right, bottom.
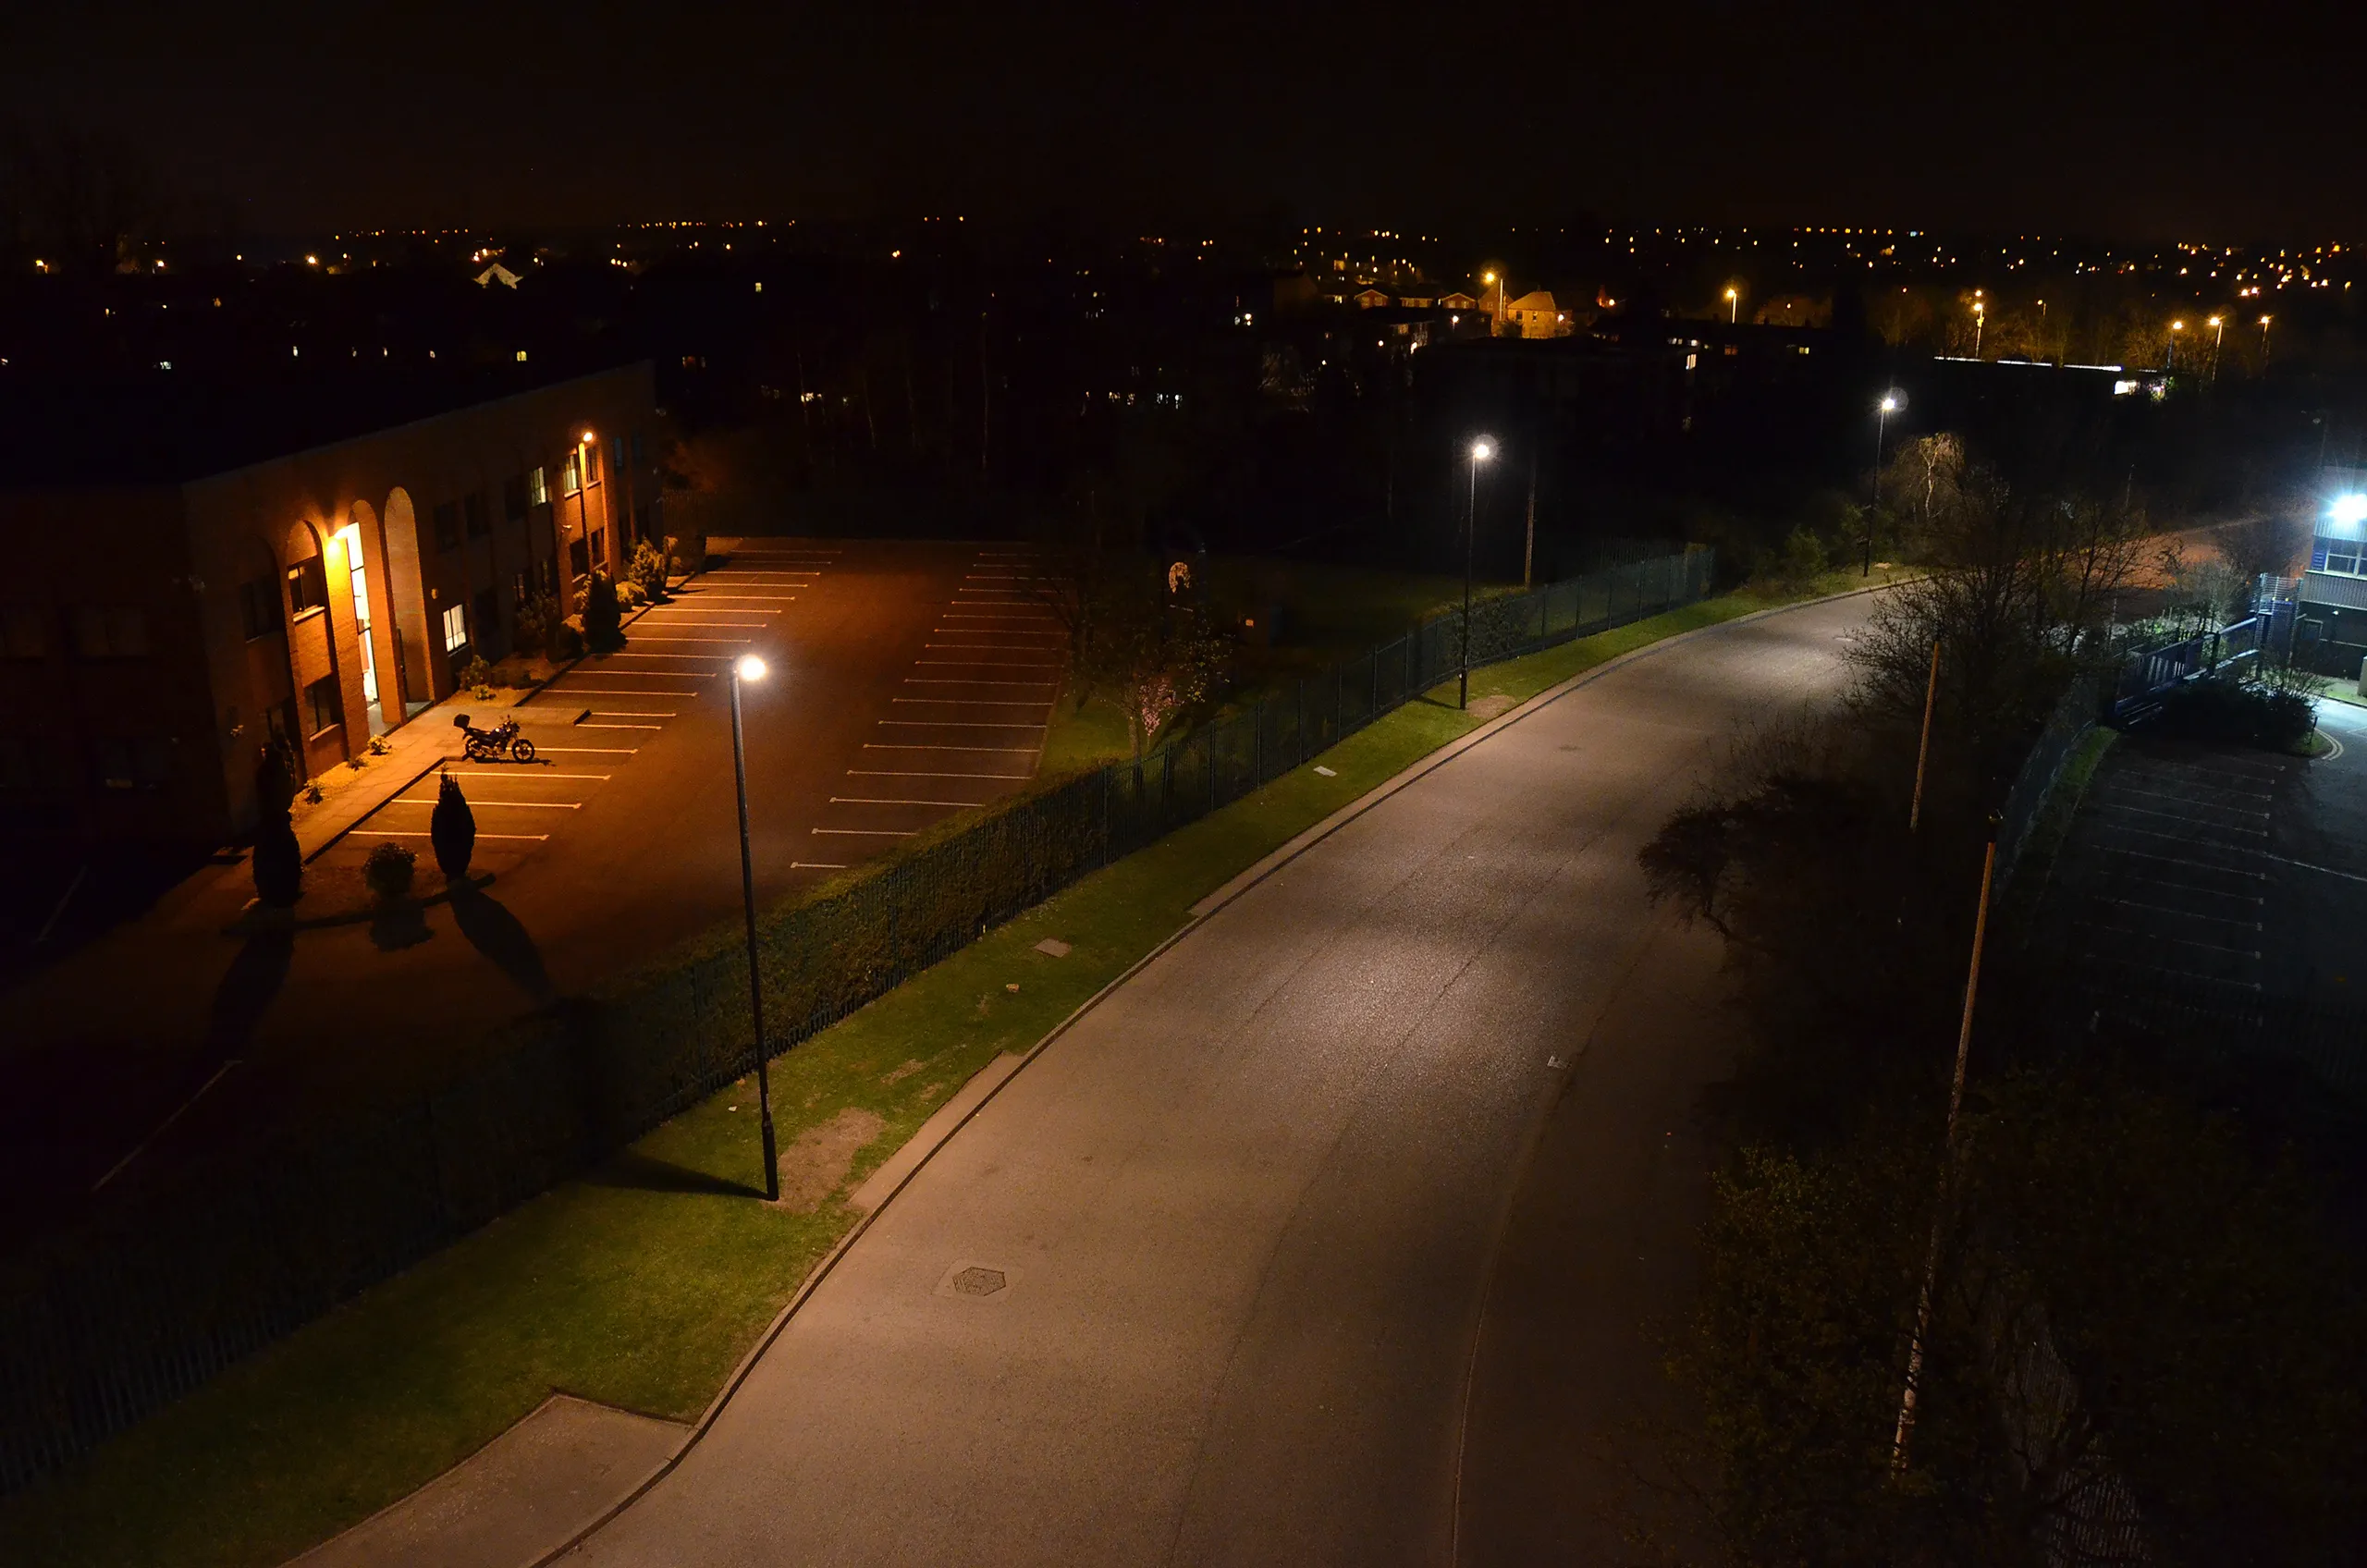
451, 884, 556, 1006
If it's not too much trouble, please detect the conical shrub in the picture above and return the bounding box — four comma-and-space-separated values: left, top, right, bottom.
430, 769, 476, 880
252, 811, 301, 907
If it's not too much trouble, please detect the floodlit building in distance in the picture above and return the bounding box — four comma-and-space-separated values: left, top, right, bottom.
0, 362, 659, 849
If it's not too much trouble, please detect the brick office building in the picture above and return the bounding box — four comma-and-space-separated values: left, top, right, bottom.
0, 361, 660, 851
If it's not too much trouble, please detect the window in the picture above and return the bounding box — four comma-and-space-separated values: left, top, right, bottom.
238, 580, 281, 641
472, 587, 499, 649
2329, 547, 2362, 577
504, 474, 528, 521
569, 537, 590, 579
513, 570, 530, 607
72, 607, 149, 658
589, 528, 605, 567
2, 606, 45, 658
582, 444, 599, 485
610, 435, 626, 475
527, 466, 548, 507
560, 451, 582, 497
538, 557, 558, 596
286, 557, 327, 615
630, 433, 646, 467
441, 603, 469, 654
433, 500, 461, 552
304, 675, 343, 737
464, 492, 490, 538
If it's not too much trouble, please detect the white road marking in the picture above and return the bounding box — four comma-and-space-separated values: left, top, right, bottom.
2094, 896, 2262, 927
632, 636, 754, 644
441, 771, 612, 779
877, 719, 1048, 729
905, 679, 1058, 687
813, 827, 917, 837
2096, 802, 2267, 837
891, 697, 1051, 707
352, 828, 549, 840
544, 690, 696, 698
791, 862, 847, 870
2100, 845, 2267, 877
2102, 783, 2270, 817
830, 795, 987, 807
865, 742, 1038, 753
390, 797, 582, 810
578, 722, 664, 730
2093, 923, 2261, 957
914, 659, 1061, 668
849, 769, 1030, 780
536, 746, 639, 754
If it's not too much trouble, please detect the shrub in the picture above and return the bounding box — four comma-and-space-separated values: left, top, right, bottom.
514, 593, 559, 655
430, 771, 475, 879
2153, 677, 2318, 752
252, 744, 297, 818
581, 569, 625, 653
251, 813, 301, 907
616, 579, 645, 609
628, 537, 671, 599
457, 655, 493, 692
547, 614, 584, 662
363, 840, 416, 903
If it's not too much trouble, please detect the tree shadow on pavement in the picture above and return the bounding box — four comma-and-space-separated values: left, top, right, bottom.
205, 926, 296, 1059
368, 902, 434, 952
450, 883, 556, 1005
586, 1148, 765, 1199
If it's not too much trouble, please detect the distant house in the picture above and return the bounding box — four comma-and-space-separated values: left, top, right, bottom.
1353, 287, 1392, 309
1436, 290, 1478, 312
1395, 286, 1438, 309
1505, 290, 1570, 339
472, 263, 524, 289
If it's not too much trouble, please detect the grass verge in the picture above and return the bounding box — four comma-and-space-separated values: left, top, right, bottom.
0, 578, 1851, 1568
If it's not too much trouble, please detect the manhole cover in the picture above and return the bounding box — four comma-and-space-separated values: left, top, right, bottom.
950, 1266, 1006, 1297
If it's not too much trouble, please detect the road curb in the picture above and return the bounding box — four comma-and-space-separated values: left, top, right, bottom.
521, 579, 1888, 1565
300, 752, 452, 866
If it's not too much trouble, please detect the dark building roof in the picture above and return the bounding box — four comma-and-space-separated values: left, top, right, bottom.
0, 361, 649, 489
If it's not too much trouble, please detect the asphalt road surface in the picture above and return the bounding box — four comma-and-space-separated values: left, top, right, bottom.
561, 593, 1871, 1567
0, 539, 1061, 1246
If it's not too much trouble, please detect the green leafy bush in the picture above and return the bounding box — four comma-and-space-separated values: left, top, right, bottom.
362, 840, 415, 903
513, 593, 559, 656
547, 615, 584, 662
628, 538, 670, 600
580, 570, 625, 655
2154, 678, 2317, 752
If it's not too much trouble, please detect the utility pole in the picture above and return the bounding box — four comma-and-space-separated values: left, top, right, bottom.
1462, 438, 1494, 709
1523, 444, 1538, 590
729, 655, 779, 1202
1892, 834, 1997, 1474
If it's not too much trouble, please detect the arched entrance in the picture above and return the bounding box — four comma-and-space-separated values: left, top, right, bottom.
280, 518, 350, 773
337, 500, 389, 735
381, 487, 434, 714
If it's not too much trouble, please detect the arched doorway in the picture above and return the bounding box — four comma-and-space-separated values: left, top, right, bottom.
337, 500, 389, 735
280, 518, 351, 772
381, 487, 434, 714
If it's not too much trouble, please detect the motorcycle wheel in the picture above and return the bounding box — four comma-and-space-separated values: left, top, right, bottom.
510, 737, 536, 764
465, 739, 492, 763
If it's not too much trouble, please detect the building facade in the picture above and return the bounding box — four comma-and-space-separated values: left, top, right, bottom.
0, 362, 659, 850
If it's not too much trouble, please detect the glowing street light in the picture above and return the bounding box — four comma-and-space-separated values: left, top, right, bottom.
1971, 298, 1985, 358
1462, 439, 1494, 710
729, 652, 780, 1200
2169, 319, 2185, 372
2329, 493, 2367, 531
1868, 392, 1904, 576
2207, 315, 2225, 381
1724, 285, 1739, 324
2259, 313, 2274, 361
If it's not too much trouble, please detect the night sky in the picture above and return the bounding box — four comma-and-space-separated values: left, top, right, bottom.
6, 0, 2359, 240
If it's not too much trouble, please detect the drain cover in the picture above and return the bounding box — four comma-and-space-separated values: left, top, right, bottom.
936, 1258, 1022, 1300
950, 1267, 1006, 1296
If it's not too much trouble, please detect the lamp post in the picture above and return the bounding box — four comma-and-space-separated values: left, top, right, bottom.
1483, 270, 1500, 336
2259, 313, 2274, 363
577, 429, 599, 574
1868, 392, 1901, 576
1724, 285, 1739, 324
2207, 315, 2225, 382
1971, 299, 1984, 359
730, 653, 780, 1201
1462, 438, 1494, 710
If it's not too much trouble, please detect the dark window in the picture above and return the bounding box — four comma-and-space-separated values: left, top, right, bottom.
72, 607, 150, 658
589, 528, 605, 567
239, 580, 281, 640
2, 606, 45, 658
560, 452, 583, 497
504, 474, 528, 521
2330, 547, 2361, 576
472, 587, 499, 651
433, 500, 461, 552
568, 537, 590, 579
610, 434, 626, 475
538, 557, 558, 596
512, 570, 530, 607
464, 491, 490, 538
287, 557, 327, 614
93, 737, 173, 791
304, 674, 343, 736
630, 433, 646, 466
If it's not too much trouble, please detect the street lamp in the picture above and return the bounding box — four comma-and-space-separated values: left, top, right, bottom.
1868, 392, 1903, 576
1724, 285, 1739, 324
730, 652, 780, 1201
2207, 315, 2225, 381
1971, 299, 1985, 358
1462, 439, 1494, 710
2259, 313, 2273, 362
2168, 319, 2185, 372
1483, 270, 1500, 335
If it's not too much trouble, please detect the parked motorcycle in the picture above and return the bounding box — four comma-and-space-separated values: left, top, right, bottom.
453, 713, 536, 764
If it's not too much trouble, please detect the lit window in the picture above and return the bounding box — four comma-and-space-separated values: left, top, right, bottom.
527, 467, 548, 507
442, 604, 469, 653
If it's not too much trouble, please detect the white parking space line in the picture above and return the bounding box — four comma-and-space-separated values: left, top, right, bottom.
632, 636, 754, 644
830, 795, 987, 807
442, 771, 613, 780
353, 828, 549, 841
2095, 896, 2262, 926
849, 769, 1031, 780
682, 594, 801, 601
644, 609, 782, 618
2094, 924, 2261, 957
536, 746, 638, 754
813, 827, 917, 838
2100, 845, 2267, 876
865, 742, 1038, 753
791, 861, 847, 870
579, 722, 664, 730
546, 690, 698, 698
877, 719, 1048, 729
584, 709, 679, 717
2102, 784, 2270, 817
388, 797, 582, 810
905, 679, 1058, 687
891, 697, 1051, 707
914, 659, 1061, 668
595, 654, 735, 661
2096, 802, 2266, 836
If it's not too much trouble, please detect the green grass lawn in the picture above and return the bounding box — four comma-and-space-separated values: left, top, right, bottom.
0, 576, 1858, 1568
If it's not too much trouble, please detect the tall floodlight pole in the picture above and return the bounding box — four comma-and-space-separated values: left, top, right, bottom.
1868, 392, 1901, 576
730, 654, 780, 1201
1462, 438, 1494, 710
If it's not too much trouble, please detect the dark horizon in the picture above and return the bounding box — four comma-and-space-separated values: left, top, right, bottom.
7, 0, 2361, 246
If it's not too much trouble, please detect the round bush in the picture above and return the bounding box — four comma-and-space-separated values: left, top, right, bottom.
364, 840, 417, 903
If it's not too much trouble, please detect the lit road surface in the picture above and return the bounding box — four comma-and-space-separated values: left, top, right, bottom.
562, 594, 1870, 1565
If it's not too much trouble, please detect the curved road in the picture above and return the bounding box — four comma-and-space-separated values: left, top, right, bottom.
564, 594, 1870, 1565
